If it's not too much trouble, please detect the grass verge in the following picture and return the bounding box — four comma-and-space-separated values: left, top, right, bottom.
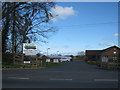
2, 62, 65, 69
2, 65, 41, 69
86, 60, 100, 65
45, 62, 64, 68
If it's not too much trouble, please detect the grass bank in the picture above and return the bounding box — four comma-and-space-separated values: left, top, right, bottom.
2, 62, 65, 69
2, 65, 40, 69
45, 62, 65, 68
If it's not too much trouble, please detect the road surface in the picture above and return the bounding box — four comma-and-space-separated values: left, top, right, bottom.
2, 60, 119, 88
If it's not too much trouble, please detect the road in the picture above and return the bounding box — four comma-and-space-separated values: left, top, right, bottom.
2, 60, 119, 88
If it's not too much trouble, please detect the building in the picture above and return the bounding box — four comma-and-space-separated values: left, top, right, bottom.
100, 46, 120, 63
43, 55, 71, 63
85, 50, 101, 61
85, 46, 120, 62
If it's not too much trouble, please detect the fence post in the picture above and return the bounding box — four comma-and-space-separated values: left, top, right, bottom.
21, 54, 24, 65
13, 53, 15, 65
36, 57, 37, 68
40, 60, 42, 67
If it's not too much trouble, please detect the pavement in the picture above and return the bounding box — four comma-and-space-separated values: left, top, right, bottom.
2, 60, 119, 88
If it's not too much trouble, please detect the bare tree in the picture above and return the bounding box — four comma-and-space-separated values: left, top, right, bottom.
2, 2, 56, 53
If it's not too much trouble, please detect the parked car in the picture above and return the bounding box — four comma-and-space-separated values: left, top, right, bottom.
60, 57, 71, 62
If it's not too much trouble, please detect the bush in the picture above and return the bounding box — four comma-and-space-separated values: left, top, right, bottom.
76, 55, 85, 61
86, 60, 101, 66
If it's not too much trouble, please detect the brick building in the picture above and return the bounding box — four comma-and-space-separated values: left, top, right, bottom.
85, 46, 120, 62
101, 46, 120, 63
85, 50, 101, 61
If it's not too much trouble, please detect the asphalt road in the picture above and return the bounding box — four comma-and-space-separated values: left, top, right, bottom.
2, 60, 119, 88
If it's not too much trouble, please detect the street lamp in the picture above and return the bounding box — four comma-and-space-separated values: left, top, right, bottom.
57, 51, 59, 56
47, 48, 50, 56
113, 48, 118, 70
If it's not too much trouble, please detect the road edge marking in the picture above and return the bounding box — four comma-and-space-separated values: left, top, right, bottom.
94, 79, 118, 82
8, 77, 30, 80
50, 78, 72, 81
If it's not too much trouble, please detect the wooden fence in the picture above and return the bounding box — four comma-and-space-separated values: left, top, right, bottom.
101, 59, 119, 70
2, 53, 45, 67
13, 53, 24, 65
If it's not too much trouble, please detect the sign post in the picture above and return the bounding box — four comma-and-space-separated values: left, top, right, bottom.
23, 43, 38, 56
23, 43, 38, 65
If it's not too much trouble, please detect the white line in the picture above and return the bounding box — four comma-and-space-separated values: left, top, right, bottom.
50, 78, 72, 81
94, 79, 118, 82
47, 71, 91, 73
8, 77, 29, 80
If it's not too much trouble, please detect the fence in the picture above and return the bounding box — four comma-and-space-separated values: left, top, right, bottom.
2, 53, 14, 65
2, 53, 24, 65
13, 53, 24, 65
2, 53, 45, 67
101, 59, 119, 70
24, 56, 43, 67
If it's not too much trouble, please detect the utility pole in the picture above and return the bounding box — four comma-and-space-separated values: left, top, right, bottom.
57, 51, 59, 56
47, 48, 50, 56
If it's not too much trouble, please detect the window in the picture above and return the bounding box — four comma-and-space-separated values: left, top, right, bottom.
113, 56, 117, 60
114, 48, 116, 50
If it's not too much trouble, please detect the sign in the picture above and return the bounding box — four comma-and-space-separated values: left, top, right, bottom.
23, 43, 38, 55
24, 61, 30, 64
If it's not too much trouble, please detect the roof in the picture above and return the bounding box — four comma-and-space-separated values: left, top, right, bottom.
102, 45, 120, 52
86, 50, 102, 55
45, 56, 71, 59
85, 46, 120, 56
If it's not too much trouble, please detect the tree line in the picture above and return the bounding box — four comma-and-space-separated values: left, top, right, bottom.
2, 2, 56, 54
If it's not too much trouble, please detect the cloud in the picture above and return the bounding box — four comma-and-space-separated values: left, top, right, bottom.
99, 43, 114, 46
101, 38, 110, 41
50, 5, 75, 22
113, 33, 120, 37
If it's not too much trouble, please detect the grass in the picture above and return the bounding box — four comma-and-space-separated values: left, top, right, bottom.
2, 62, 65, 69
45, 62, 64, 68
75, 56, 85, 61
86, 60, 99, 64
0, 64, 2, 68
2, 65, 22, 68
2, 64, 40, 69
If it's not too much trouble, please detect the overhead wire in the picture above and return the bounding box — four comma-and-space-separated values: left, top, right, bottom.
53, 22, 118, 28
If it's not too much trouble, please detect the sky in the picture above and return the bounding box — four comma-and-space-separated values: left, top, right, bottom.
37, 2, 119, 56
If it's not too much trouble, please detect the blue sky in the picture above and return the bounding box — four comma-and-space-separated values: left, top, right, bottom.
38, 2, 118, 55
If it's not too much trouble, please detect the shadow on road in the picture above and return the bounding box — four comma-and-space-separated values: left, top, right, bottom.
2, 60, 118, 88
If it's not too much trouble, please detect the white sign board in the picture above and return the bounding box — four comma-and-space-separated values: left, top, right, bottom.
23, 43, 38, 55
24, 61, 31, 64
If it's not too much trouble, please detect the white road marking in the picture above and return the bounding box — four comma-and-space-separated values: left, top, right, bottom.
47, 71, 91, 74
8, 77, 29, 80
94, 79, 118, 82
50, 78, 72, 81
